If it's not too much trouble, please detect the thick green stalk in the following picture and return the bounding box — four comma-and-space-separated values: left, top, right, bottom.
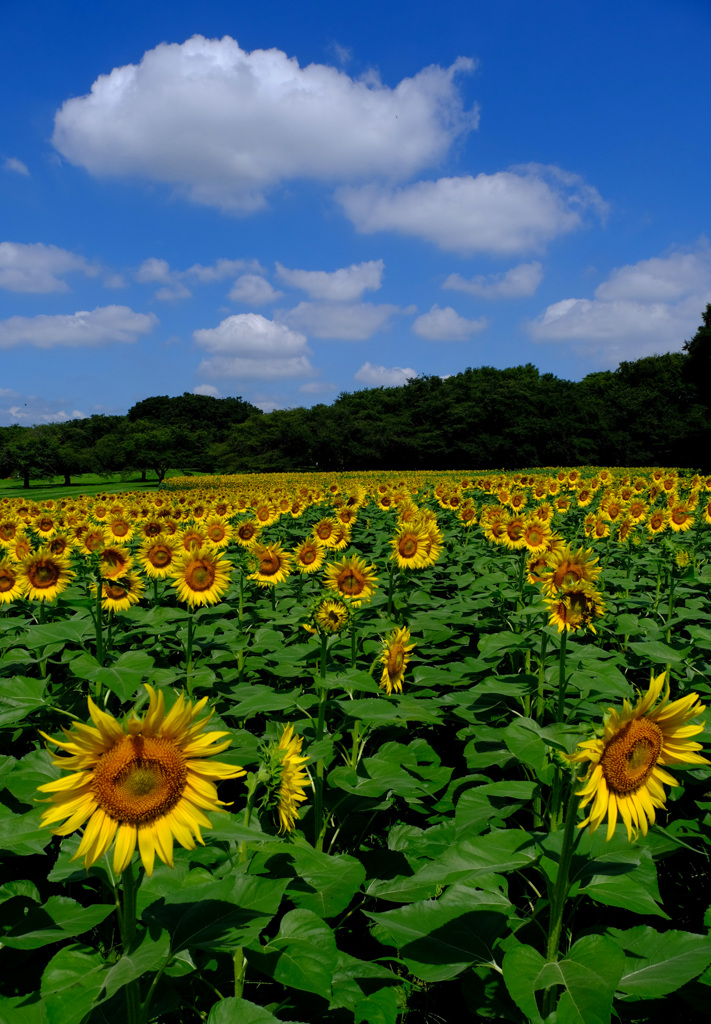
313, 633, 328, 849
94, 583, 104, 667
120, 865, 142, 1024
234, 785, 256, 999
185, 610, 194, 694
542, 783, 580, 1017
556, 628, 568, 724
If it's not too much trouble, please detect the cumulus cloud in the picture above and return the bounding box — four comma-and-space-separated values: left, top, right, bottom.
275, 259, 384, 301
0, 305, 157, 349
135, 255, 264, 299
338, 166, 605, 255
194, 312, 313, 378
52, 35, 476, 211
0, 390, 87, 426
3, 157, 29, 177
354, 362, 417, 387
228, 274, 282, 305
193, 384, 221, 397
299, 380, 338, 395
527, 242, 711, 364
0, 242, 98, 293
412, 304, 489, 341
444, 261, 544, 299
280, 301, 399, 340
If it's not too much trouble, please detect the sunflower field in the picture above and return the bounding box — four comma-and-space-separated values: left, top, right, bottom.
1, 467, 711, 1024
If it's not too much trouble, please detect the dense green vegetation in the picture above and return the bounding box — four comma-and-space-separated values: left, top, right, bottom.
2, 306, 710, 485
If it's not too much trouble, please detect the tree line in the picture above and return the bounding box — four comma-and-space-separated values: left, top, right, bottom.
2, 306, 710, 486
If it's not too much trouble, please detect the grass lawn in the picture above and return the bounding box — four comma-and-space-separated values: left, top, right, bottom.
0, 470, 184, 502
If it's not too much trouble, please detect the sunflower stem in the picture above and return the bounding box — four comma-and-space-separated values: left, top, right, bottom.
234, 785, 256, 1000
185, 610, 194, 695
350, 619, 357, 670
542, 782, 579, 1017
270, 584, 277, 612
535, 628, 548, 723
314, 633, 328, 850
556, 628, 568, 724
120, 864, 142, 1024
94, 581, 104, 668
386, 561, 395, 618
152, 577, 159, 607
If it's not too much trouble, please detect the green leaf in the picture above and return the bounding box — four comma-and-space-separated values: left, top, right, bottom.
455, 781, 537, 837
4, 748, 58, 806
354, 986, 400, 1024
0, 804, 52, 856
1, 895, 114, 949
148, 873, 287, 953
265, 844, 365, 918
628, 640, 690, 665
99, 927, 171, 1002
503, 935, 625, 1024
0, 676, 48, 727
608, 926, 711, 998
247, 908, 338, 998
0, 879, 40, 904
40, 946, 108, 1024
413, 828, 537, 887
330, 951, 399, 1012
0, 994, 50, 1024
207, 997, 308, 1023
94, 650, 156, 701
369, 896, 511, 982
504, 719, 547, 774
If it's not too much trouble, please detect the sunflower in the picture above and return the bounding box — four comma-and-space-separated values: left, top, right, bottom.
0, 517, 19, 546
312, 517, 339, 546
539, 545, 602, 597
545, 582, 605, 633
646, 508, 670, 535
6, 532, 33, 563
94, 573, 146, 613
179, 527, 207, 553
570, 672, 708, 841
38, 686, 245, 875
323, 554, 378, 606
501, 515, 527, 550
313, 597, 350, 634
79, 527, 109, 555
521, 517, 551, 556
0, 558, 26, 604
379, 627, 416, 695
248, 542, 292, 587
139, 536, 180, 578
203, 516, 232, 549
293, 538, 326, 574
275, 724, 310, 833
99, 545, 134, 580
234, 519, 261, 547
32, 513, 59, 538
18, 548, 75, 602
669, 502, 694, 533
170, 546, 233, 607
390, 524, 431, 569
106, 516, 134, 543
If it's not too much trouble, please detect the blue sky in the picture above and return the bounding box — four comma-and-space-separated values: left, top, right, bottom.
1, 0, 710, 425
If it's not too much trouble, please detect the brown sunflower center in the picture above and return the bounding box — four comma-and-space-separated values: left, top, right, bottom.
259, 553, 280, 575
92, 735, 187, 824
337, 568, 365, 595
387, 646, 405, 675
148, 545, 171, 567
554, 562, 583, 588
144, 522, 162, 537
599, 718, 663, 794
28, 560, 60, 588
238, 525, 256, 541
0, 566, 17, 592
399, 535, 418, 558
38, 517, 54, 532
300, 547, 317, 565
208, 525, 226, 541
184, 559, 216, 591
0, 524, 16, 541
104, 582, 129, 601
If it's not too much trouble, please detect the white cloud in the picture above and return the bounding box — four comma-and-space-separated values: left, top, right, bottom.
354, 362, 417, 387
104, 273, 127, 289
186, 257, 263, 282
0, 242, 98, 293
228, 274, 282, 305
193, 384, 220, 397
275, 259, 384, 301
338, 166, 605, 255
527, 242, 711, 364
135, 257, 172, 284
412, 304, 489, 341
52, 35, 476, 211
3, 157, 29, 177
136, 255, 263, 299
299, 380, 337, 395
0, 305, 157, 349
280, 301, 399, 340
0, 391, 88, 426
444, 261, 543, 299
194, 312, 313, 379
